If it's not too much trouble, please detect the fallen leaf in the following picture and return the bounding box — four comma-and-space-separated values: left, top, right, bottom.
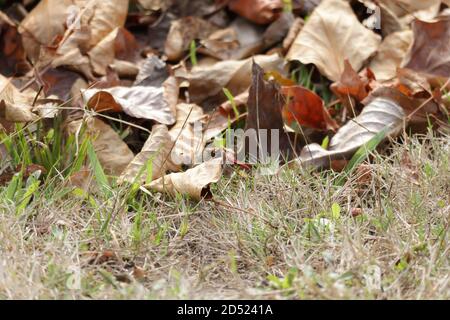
146, 157, 223, 200
395, 68, 432, 97
19, 0, 73, 62
164, 16, 219, 61
402, 16, 450, 78
134, 55, 169, 87
66, 117, 134, 176
0, 75, 38, 123
228, 0, 283, 25
169, 103, 205, 167
331, 60, 375, 109
282, 86, 338, 131
370, 30, 413, 81
88, 27, 138, 76
282, 17, 304, 52
244, 62, 300, 162
363, 87, 441, 132
287, 0, 381, 82
199, 17, 265, 61
119, 124, 177, 184
82, 76, 178, 125
379, 0, 442, 24
19, 0, 130, 77
0, 11, 31, 76
178, 53, 285, 107
290, 94, 406, 169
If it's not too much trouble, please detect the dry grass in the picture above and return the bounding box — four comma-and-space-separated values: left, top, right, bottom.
0, 131, 449, 299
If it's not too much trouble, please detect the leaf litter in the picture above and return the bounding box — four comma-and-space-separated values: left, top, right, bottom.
0, 0, 449, 202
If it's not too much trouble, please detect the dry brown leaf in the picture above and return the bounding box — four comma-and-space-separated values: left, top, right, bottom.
19, 0, 73, 62
370, 30, 413, 81
0, 12, 31, 76
228, 0, 283, 25
199, 18, 265, 61
135, 55, 169, 87
0, 75, 38, 123
395, 68, 432, 97
82, 76, 178, 125
379, 0, 442, 24
287, 0, 381, 82
331, 60, 375, 108
178, 53, 285, 106
66, 117, 134, 176
88, 0, 129, 47
165, 16, 218, 61
402, 16, 450, 79
244, 63, 301, 161
169, 103, 205, 167
283, 85, 338, 131
119, 124, 178, 184
19, 0, 130, 76
146, 158, 223, 200
88, 27, 138, 76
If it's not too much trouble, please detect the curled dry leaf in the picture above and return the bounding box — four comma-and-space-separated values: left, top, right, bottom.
82, 76, 178, 125
19, 0, 130, 77
395, 68, 432, 97
228, 0, 283, 25
370, 30, 413, 81
363, 87, 441, 132
282, 86, 338, 131
135, 55, 169, 87
88, 27, 138, 76
66, 117, 134, 176
178, 53, 285, 106
287, 0, 381, 82
282, 17, 304, 53
402, 16, 450, 79
146, 157, 223, 200
19, 0, 72, 62
0, 75, 38, 123
331, 60, 375, 110
119, 124, 178, 184
164, 16, 219, 61
244, 63, 300, 161
199, 17, 265, 61
169, 103, 205, 167
379, 0, 442, 24
290, 95, 406, 169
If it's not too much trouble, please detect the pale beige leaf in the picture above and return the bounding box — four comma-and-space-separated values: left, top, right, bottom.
119, 124, 178, 184
0, 75, 38, 123
19, 0, 74, 61
165, 16, 218, 61
88, 0, 129, 47
67, 117, 134, 176
370, 30, 413, 81
146, 158, 223, 200
379, 0, 441, 23
169, 103, 206, 166
290, 97, 405, 169
287, 0, 381, 82
82, 77, 178, 125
